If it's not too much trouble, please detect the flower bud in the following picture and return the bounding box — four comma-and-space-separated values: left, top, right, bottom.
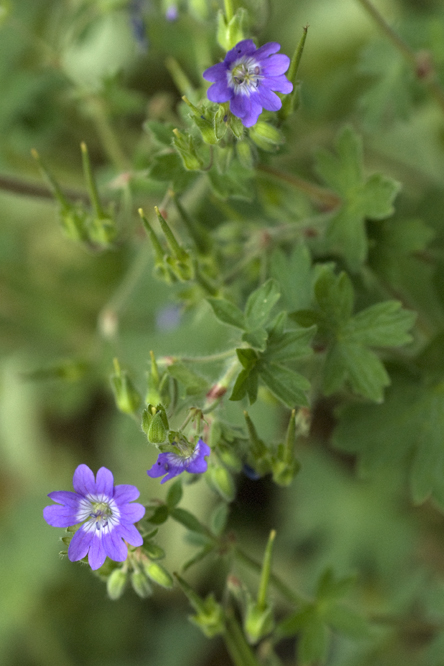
60, 207, 89, 242
182, 98, 218, 145
216, 8, 247, 51
249, 122, 283, 152
207, 464, 235, 502
131, 570, 153, 598
214, 106, 228, 141
236, 140, 255, 169
175, 573, 225, 638
87, 214, 117, 247
172, 128, 203, 170
244, 601, 274, 643
271, 453, 301, 487
107, 568, 128, 600
142, 542, 166, 560
143, 561, 174, 588
110, 359, 142, 415
228, 114, 244, 139
142, 404, 169, 445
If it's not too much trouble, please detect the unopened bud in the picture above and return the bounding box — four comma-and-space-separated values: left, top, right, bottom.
143, 561, 174, 588
216, 8, 247, 51
249, 122, 283, 152
244, 602, 274, 643
131, 570, 153, 598
107, 568, 128, 600
142, 403, 169, 445
172, 128, 203, 170
207, 464, 235, 502
110, 358, 142, 415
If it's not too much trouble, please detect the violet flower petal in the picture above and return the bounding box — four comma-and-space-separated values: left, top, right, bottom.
72, 464, 95, 496
68, 528, 94, 562
47, 491, 81, 508
103, 529, 128, 562
113, 484, 140, 504
118, 522, 144, 547
95, 467, 114, 497
118, 503, 146, 524
88, 534, 107, 570
43, 504, 79, 528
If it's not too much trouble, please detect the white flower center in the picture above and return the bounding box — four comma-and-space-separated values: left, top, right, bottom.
228, 57, 262, 95
76, 495, 120, 534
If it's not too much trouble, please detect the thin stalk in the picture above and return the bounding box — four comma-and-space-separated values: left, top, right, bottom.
87, 97, 130, 170
98, 245, 150, 323
355, 0, 444, 114
81, 142, 105, 218
224, 612, 261, 666
0, 173, 90, 205
257, 164, 341, 209
234, 546, 308, 606
224, 0, 234, 22
170, 350, 236, 364
257, 530, 276, 610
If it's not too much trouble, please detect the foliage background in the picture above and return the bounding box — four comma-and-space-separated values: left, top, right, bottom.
2, 0, 444, 664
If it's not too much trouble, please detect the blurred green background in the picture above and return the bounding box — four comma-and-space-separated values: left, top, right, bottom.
3, 0, 444, 664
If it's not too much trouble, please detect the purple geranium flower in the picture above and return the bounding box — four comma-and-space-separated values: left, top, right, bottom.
43, 465, 145, 571
147, 438, 210, 484
203, 39, 293, 128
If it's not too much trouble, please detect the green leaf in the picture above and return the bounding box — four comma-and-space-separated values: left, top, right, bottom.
244, 279, 281, 331
143, 541, 166, 560
230, 367, 258, 404
259, 362, 310, 408
207, 298, 245, 329
323, 604, 370, 638
236, 348, 258, 369
299, 615, 330, 665
333, 374, 444, 506
242, 328, 268, 350
316, 568, 356, 602
357, 40, 412, 129
144, 120, 175, 145
170, 508, 210, 535
343, 300, 416, 347
167, 362, 209, 395
314, 126, 401, 269
308, 267, 415, 401
149, 152, 196, 191
166, 478, 183, 508
270, 245, 314, 311
314, 268, 354, 328
324, 342, 390, 402
147, 504, 170, 525
264, 326, 316, 363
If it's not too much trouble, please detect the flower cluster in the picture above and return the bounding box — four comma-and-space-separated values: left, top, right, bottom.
43, 465, 145, 570
203, 39, 293, 127
147, 438, 211, 484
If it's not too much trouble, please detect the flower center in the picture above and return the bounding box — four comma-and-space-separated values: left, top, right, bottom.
229, 58, 262, 95
89, 500, 113, 530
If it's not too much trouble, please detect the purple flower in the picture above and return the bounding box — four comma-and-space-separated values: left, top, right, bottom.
203, 39, 293, 128
147, 438, 210, 484
43, 465, 145, 571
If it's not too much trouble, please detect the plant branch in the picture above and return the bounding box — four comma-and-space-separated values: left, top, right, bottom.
257, 164, 341, 209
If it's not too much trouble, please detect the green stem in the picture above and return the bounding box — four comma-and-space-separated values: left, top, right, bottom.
0, 172, 90, 205
355, 0, 416, 63
355, 0, 444, 115
257, 530, 276, 610
234, 546, 308, 606
81, 142, 105, 218
257, 164, 341, 209
98, 244, 150, 323
176, 350, 236, 364
224, 0, 234, 23
224, 611, 261, 666
287, 25, 309, 83
87, 97, 130, 170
